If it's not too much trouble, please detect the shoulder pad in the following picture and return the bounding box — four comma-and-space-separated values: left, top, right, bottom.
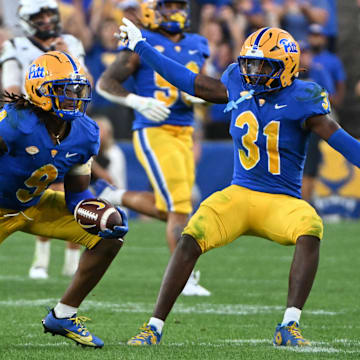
293, 81, 324, 103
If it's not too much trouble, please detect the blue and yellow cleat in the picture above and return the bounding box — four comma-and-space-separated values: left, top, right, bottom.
273, 321, 310, 346
42, 309, 104, 348
127, 324, 162, 345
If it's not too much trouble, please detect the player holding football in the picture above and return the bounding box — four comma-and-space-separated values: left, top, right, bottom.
0, 51, 128, 348
121, 19, 360, 346
96, 0, 210, 296
0, 0, 89, 279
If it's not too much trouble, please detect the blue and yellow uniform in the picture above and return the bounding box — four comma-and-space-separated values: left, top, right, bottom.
130, 29, 209, 214
184, 71, 330, 252
0, 104, 101, 248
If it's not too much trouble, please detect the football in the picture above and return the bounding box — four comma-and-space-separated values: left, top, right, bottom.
74, 198, 122, 235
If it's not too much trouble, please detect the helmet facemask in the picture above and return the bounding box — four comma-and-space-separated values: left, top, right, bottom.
27, 8, 61, 40
157, 0, 189, 34
238, 56, 285, 94
39, 77, 91, 121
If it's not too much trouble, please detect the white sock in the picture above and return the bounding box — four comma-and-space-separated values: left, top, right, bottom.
281, 307, 301, 326
63, 248, 81, 274
54, 302, 78, 318
148, 317, 164, 334
100, 187, 126, 206
32, 239, 50, 269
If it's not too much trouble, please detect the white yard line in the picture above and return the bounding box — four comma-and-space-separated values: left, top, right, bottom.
0, 299, 340, 316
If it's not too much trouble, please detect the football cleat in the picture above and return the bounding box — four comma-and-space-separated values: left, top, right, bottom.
42, 309, 104, 348
181, 270, 211, 296
273, 321, 310, 346
127, 324, 162, 345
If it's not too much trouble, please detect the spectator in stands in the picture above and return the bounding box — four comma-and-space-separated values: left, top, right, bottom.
272, 0, 329, 41
204, 41, 233, 139
298, 40, 336, 203
58, 0, 105, 51
85, 17, 134, 139
307, 23, 346, 110
322, 0, 338, 52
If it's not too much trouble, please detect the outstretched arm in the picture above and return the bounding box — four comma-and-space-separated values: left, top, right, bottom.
120, 18, 228, 104
306, 114, 360, 167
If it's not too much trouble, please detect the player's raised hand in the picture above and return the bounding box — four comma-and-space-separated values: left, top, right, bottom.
126, 93, 170, 122
117, 17, 145, 51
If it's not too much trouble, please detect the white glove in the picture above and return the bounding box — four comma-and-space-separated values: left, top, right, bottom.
118, 17, 145, 51
126, 93, 170, 122
182, 93, 206, 104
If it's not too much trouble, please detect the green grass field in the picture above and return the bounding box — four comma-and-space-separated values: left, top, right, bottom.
0, 220, 359, 359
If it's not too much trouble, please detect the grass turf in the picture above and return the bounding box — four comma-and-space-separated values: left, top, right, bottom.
0, 220, 359, 359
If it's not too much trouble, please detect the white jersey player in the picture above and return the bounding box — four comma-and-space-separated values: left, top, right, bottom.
1, 0, 86, 95
0, 0, 86, 279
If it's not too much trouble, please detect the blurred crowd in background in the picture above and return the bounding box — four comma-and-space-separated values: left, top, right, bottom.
0, 0, 350, 139
0, 0, 351, 140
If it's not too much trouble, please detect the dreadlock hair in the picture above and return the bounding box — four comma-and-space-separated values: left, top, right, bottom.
1, 91, 54, 122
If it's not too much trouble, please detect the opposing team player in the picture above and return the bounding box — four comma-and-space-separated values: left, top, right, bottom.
96, 0, 210, 296
0, 0, 87, 279
121, 20, 360, 346
0, 51, 128, 348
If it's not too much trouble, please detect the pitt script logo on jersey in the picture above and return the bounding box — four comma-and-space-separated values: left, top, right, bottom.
279, 38, 298, 53
28, 64, 45, 80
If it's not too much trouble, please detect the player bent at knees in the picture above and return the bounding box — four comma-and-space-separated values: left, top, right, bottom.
127, 186, 322, 346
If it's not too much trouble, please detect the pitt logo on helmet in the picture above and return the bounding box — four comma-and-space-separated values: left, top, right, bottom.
28, 64, 46, 79
279, 38, 298, 54
238, 27, 300, 94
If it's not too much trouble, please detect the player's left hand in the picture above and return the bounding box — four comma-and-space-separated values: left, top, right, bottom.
182, 93, 206, 104
98, 206, 129, 239
117, 17, 145, 51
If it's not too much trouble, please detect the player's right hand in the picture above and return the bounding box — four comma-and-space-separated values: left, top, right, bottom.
126, 93, 170, 122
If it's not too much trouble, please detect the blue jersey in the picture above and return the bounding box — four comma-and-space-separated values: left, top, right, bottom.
221, 64, 331, 198
122, 29, 209, 130
0, 104, 99, 210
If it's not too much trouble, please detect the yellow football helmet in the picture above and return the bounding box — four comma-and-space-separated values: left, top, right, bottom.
140, 0, 189, 33
238, 27, 300, 94
25, 51, 91, 121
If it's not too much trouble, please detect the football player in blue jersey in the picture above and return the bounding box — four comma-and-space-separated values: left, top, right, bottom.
0, 51, 128, 348
96, 0, 210, 296
120, 20, 360, 346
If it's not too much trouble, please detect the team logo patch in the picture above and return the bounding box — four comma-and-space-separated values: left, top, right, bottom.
25, 146, 39, 155
28, 64, 45, 79
51, 149, 58, 158
259, 99, 266, 106
279, 38, 298, 53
